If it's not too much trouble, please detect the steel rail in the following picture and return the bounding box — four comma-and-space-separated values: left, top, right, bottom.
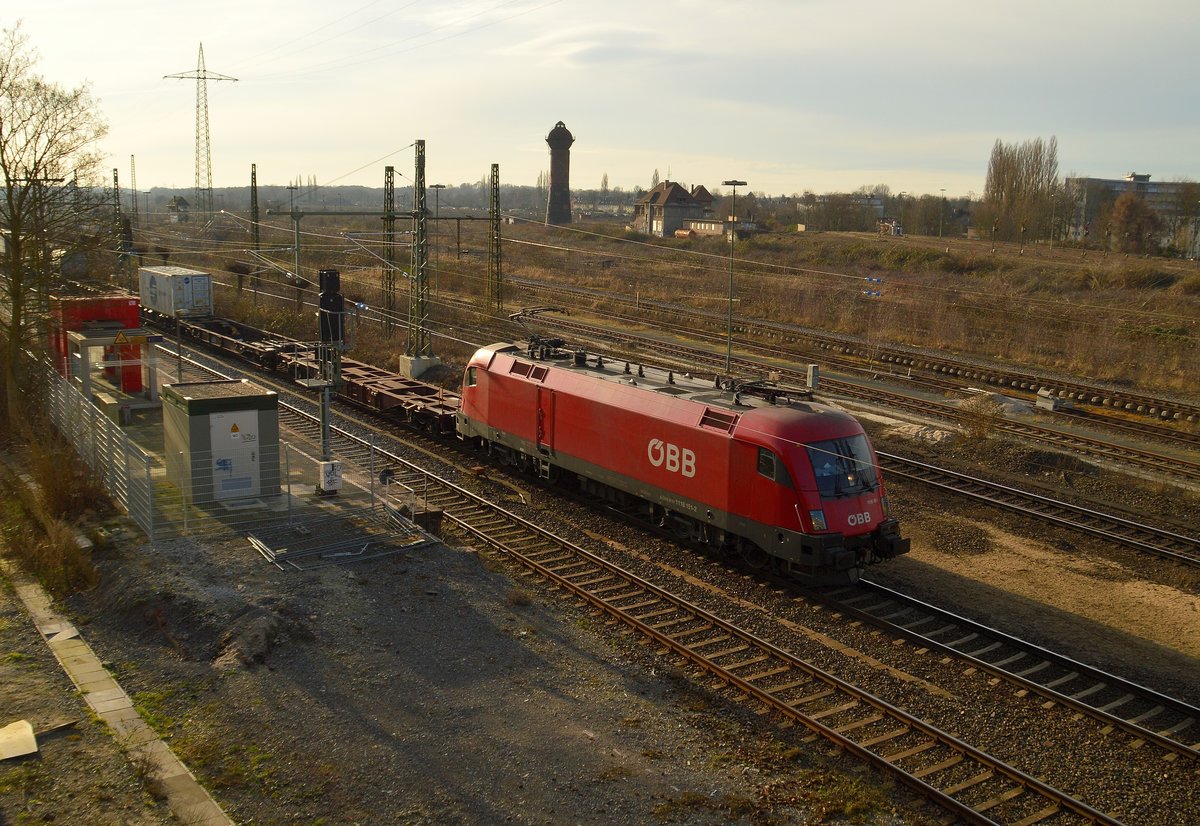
830, 381, 1200, 483
876, 453, 1200, 565
826, 580, 1200, 760
506, 274, 1200, 424
183, 342, 1200, 763
268, 397, 1124, 823
535, 315, 1200, 483
444, 502, 1122, 825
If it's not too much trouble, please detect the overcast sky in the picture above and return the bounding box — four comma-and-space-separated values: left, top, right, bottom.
9, 1, 1199, 199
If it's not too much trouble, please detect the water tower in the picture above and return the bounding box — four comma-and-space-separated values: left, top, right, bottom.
545, 121, 574, 225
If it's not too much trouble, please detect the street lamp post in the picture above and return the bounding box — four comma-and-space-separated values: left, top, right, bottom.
939, 188, 946, 238
430, 184, 445, 294
722, 179, 746, 377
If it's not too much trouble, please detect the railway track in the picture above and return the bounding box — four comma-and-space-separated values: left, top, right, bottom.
168, 314, 1200, 567
531, 315, 1200, 484
272, 398, 1125, 825
505, 274, 1200, 426
1053, 407, 1200, 451
877, 454, 1200, 566
820, 580, 1200, 760
850, 383, 1200, 484
210, 274, 1200, 450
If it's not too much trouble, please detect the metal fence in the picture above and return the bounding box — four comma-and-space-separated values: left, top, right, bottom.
45, 367, 161, 536
40, 364, 367, 541
38, 362, 438, 564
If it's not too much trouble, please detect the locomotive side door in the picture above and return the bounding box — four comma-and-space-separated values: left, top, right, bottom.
536, 387, 555, 452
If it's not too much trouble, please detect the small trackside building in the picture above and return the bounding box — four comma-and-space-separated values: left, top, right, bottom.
162, 379, 281, 504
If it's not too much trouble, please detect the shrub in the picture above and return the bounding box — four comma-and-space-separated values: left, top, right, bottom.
1111, 263, 1176, 290
1172, 273, 1200, 296
958, 394, 1006, 441
0, 433, 104, 596
880, 245, 949, 271
0, 501, 99, 596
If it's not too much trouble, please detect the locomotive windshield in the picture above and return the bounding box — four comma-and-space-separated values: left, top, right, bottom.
804, 435, 879, 498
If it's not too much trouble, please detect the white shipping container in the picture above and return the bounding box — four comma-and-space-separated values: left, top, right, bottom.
139, 266, 213, 318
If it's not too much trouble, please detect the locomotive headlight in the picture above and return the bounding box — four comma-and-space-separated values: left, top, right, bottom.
881, 496, 891, 518
809, 510, 828, 531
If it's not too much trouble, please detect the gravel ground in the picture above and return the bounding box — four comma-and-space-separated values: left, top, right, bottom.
2, 509, 932, 825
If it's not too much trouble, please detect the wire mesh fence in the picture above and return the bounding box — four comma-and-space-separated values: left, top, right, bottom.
36, 358, 442, 571
41, 365, 366, 541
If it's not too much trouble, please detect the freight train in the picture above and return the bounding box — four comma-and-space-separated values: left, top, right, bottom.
136, 266, 459, 432
456, 340, 908, 582
130, 266, 907, 582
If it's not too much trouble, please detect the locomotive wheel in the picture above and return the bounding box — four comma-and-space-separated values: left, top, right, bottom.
673, 519, 693, 541
738, 541, 771, 570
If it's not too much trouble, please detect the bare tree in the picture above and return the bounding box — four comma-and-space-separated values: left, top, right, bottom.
0, 24, 109, 432
1109, 192, 1162, 255
983, 136, 1059, 241
534, 169, 548, 210
1166, 179, 1200, 255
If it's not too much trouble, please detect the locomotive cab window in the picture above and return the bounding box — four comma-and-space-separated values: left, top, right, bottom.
756, 448, 793, 486
805, 436, 878, 499
465, 366, 477, 387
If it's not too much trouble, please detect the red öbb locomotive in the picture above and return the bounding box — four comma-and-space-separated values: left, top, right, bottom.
457, 341, 909, 583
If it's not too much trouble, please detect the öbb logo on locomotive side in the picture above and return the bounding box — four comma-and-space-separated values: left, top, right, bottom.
847, 511, 873, 527
647, 439, 696, 478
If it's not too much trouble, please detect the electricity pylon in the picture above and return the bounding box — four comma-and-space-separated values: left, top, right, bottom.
165, 44, 237, 216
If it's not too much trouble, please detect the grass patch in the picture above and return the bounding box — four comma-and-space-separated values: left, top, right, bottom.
652, 789, 757, 821
653, 789, 710, 819
0, 428, 109, 596
758, 767, 897, 823
0, 761, 45, 797
707, 750, 735, 768
0, 483, 99, 597
175, 732, 280, 795
131, 689, 179, 735
597, 763, 636, 781
506, 588, 532, 607
24, 436, 111, 521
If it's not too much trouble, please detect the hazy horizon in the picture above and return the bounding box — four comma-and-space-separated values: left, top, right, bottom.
10, 2, 1199, 199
